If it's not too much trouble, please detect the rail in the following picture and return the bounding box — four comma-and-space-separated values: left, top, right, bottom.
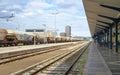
0, 44, 74, 65
10, 42, 90, 75
64, 42, 90, 75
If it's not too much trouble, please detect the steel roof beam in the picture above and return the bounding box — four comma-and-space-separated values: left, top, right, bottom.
95, 26, 102, 33
96, 24, 109, 28
96, 26, 105, 30
97, 25, 106, 29
100, 4, 120, 12
98, 15, 116, 21
98, 14, 120, 22
96, 20, 112, 26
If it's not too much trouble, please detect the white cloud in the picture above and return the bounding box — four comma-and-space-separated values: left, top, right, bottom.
1, 10, 8, 13
55, 0, 83, 9
72, 30, 91, 37
0, 0, 91, 37
16, 0, 55, 18
12, 4, 22, 9
27, 0, 54, 9
56, 0, 65, 4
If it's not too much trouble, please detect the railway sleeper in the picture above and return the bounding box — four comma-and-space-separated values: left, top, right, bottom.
10, 42, 88, 75
0, 44, 71, 60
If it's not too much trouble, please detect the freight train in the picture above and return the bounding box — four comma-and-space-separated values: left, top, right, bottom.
0, 29, 81, 46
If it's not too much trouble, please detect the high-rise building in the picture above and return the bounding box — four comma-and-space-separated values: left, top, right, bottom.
65, 25, 71, 37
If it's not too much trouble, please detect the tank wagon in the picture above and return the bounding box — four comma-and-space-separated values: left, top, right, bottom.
0, 29, 82, 46
0, 29, 34, 46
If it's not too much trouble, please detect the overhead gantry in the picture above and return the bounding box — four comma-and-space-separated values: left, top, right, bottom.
82, 0, 120, 52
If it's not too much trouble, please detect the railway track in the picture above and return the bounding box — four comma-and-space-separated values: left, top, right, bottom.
11, 42, 90, 75
0, 43, 78, 65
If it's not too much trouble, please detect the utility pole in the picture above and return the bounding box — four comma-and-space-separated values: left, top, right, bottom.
52, 12, 59, 43
34, 29, 36, 45
43, 24, 47, 44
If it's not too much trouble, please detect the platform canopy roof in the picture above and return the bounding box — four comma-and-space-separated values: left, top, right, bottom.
83, 0, 120, 36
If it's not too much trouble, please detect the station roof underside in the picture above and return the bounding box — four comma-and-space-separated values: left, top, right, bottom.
83, 0, 120, 36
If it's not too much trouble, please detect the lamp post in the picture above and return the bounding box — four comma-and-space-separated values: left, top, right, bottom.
43, 24, 47, 44
34, 29, 36, 45
33, 24, 37, 46
52, 12, 59, 43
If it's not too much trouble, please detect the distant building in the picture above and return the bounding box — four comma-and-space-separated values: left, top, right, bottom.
65, 25, 71, 37
60, 32, 66, 37
47, 30, 57, 37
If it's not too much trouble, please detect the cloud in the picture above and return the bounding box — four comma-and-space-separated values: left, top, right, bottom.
0, 9, 7, 13
55, 0, 79, 9
28, 0, 53, 8
16, 0, 55, 18
0, 0, 91, 37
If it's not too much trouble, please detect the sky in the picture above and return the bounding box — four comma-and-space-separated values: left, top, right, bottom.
0, 0, 91, 37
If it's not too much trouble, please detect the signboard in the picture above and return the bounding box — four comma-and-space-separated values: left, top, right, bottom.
26, 29, 45, 45
26, 29, 44, 32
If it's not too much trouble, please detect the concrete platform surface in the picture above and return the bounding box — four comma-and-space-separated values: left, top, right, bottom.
0, 42, 77, 54
98, 45, 120, 75
84, 43, 112, 75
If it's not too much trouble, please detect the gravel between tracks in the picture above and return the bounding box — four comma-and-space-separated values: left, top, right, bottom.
0, 48, 69, 75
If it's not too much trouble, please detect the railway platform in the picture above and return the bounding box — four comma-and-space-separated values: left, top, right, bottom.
0, 42, 77, 54
98, 45, 120, 75
84, 42, 112, 75
0, 42, 79, 60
